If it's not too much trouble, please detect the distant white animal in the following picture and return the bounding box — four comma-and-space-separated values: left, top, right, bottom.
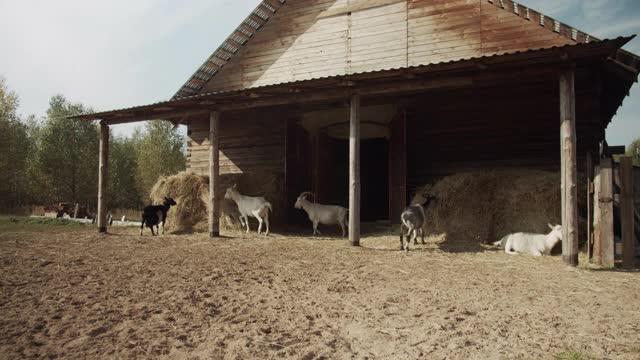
493, 224, 562, 256
294, 192, 348, 237
225, 185, 272, 235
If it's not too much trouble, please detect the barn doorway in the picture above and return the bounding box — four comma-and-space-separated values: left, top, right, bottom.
324, 137, 389, 222
286, 105, 397, 227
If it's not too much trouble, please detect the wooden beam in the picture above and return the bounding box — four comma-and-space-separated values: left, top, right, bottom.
218, 76, 472, 111
560, 68, 578, 266
596, 158, 615, 267
104, 109, 210, 125
620, 156, 636, 269
586, 152, 594, 260
97, 122, 109, 233
209, 111, 221, 237
349, 94, 361, 246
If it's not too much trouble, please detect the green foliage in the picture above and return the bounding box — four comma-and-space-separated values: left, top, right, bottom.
625, 137, 640, 166
108, 134, 142, 208
0, 216, 87, 233
0, 78, 185, 212
134, 121, 186, 201
37, 95, 98, 205
0, 77, 31, 208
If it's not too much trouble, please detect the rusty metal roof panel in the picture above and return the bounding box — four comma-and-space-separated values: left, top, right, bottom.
171, 0, 286, 100
70, 37, 636, 122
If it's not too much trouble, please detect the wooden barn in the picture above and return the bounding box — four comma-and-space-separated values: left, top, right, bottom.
73, 0, 640, 266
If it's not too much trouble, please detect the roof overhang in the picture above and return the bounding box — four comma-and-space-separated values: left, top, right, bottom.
70, 37, 636, 125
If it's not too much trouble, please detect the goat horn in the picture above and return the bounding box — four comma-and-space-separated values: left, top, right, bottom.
300, 192, 315, 199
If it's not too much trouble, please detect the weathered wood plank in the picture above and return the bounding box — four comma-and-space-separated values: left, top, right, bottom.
209, 111, 221, 237
620, 156, 635, 269
596, 158, 615, 268
586, 152, 594, 259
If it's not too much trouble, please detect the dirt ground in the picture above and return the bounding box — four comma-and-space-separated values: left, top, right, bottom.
1, 224, 639, 360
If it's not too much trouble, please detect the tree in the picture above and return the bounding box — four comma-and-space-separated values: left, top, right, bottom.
0, 77, 31, 208
625, 137, 640, 166
37, 95, 98, 206
108, 134, 142, 209
134, 121, 185, 201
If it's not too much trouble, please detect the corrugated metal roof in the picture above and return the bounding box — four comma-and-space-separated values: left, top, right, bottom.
70, 36, 636, 122
171, 0, 287, 100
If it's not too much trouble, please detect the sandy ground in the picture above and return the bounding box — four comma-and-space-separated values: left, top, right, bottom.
1, 225, 639, 360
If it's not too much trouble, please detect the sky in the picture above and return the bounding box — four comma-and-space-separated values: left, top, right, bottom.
1, 0, 639, 144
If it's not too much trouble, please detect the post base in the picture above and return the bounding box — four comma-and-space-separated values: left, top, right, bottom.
209, 231, 220, 238
563, 254, 579, 267
98, 227, 107, 233
350, 241, 360, 247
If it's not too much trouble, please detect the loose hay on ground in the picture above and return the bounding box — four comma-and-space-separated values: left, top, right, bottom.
411, 170, 585, 250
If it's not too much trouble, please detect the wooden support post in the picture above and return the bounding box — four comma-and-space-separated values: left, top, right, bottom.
349, 94, 361, 246
586, 153, 594, 260
311, 130, 320, 201
560, 68, 578, 266
620, 156, 636, 269
596, 158, 615, 267
593, 171, 602, 263
97, 121, 109, 233
209, 111, 221, 238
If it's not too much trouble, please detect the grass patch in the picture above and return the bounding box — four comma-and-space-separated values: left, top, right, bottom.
0, 216, 88, 232
555, 350, 597, 360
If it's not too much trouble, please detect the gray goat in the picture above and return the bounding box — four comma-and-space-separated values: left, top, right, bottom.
399, 196, 436, 251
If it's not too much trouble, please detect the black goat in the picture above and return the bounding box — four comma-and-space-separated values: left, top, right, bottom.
140, 197, 177, 236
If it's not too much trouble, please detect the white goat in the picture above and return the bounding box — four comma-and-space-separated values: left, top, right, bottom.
294, 192, 348, 237
224, 185, 272, 235
493, 224, 562, 256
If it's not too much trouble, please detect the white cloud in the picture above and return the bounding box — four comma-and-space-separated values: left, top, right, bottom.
0, 0, 260, 135
581, 0, 631, 22
524, 0, 579, 16
589, 17, 640, 39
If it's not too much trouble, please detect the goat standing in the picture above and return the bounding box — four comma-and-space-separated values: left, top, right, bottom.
399, 195, 436, 251
294, 192, 348, 237
493, 224, 562, 256
140, 197, 177, 236
225, 185, 272, 235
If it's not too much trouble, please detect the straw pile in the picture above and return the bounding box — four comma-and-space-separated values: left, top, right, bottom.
411, 170, 585, 249
149, 171, 284, 233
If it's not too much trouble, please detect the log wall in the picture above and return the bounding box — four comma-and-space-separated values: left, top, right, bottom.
406, 77, 601, 188
186, 111, 286, 175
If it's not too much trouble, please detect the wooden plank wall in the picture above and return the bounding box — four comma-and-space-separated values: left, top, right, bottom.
406, 78, 600, 188
186, 111, 286, 175
201, 0, 573, 93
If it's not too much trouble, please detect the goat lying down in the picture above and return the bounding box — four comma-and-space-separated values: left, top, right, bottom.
399, 195, 436, 251
294, 192, 348, 237
141, 197, 177, 236
493, 224, 562, 256
225, 185, 272, 235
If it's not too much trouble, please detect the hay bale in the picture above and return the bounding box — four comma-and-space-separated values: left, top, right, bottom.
412, 169, 585, 249
149, 171, 285, 233
149, 172, 210, 232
